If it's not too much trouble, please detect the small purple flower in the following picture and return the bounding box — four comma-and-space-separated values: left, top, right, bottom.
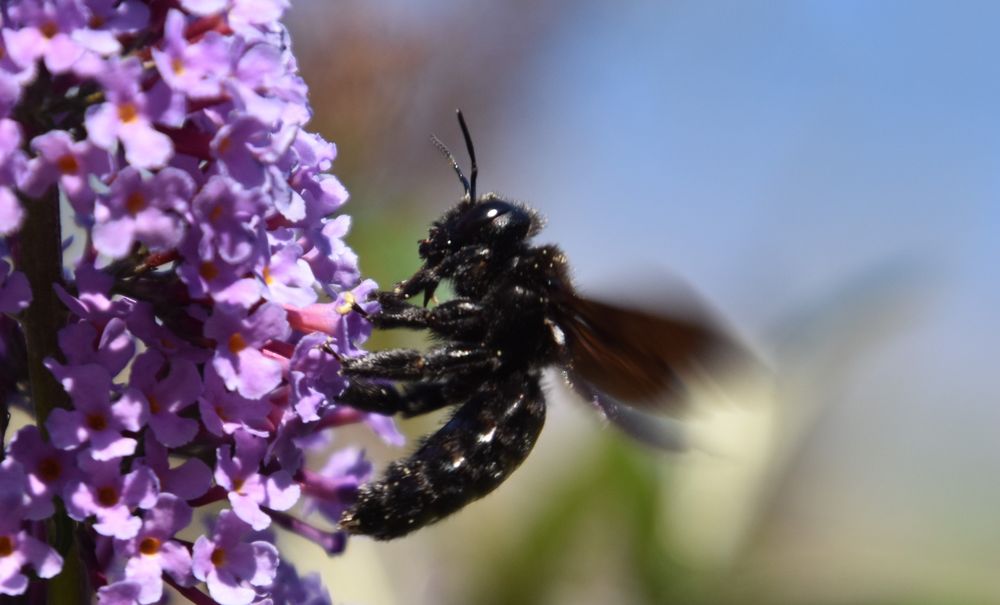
199, 365, 273, 437
301, 216, 360, 290
215, 430, 301, 530
0, 260, 31, 314
65, 458, 159, 539
0, 500, 63, 596
204, 303, 290, 399
3, 0, 88, 74
46, 361, 146, 460
287, 332, 343, 423
124, 351, 202, 447
58, 317, 135, 376
19, 129, 112, 214
302, 448, 371, 525
192, 510, 279, 605
0, 119, 26, 235
5, 425, 78, 520
266, 558, 332, 605
115, 493, 194, 603
261, 236, 318, 308
93, 166, 194, 258
139, 434, 212, 501
85, 58, 175, 169
153, 9, 230, 100
96, 580, 143, 605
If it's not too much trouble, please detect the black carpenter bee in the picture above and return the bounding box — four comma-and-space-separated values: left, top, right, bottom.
336, 111, 745, 540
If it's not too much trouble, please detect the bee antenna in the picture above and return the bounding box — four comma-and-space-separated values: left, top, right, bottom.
455, 109, 478, 202
430, 134, 471, 198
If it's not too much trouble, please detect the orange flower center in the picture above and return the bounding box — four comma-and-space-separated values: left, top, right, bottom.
37, 456, 62, 483
97, 486, 119, 507
40, 21, 58, 39
210, 547, 226, 567
139, 536, 161, 555
126, 191, 146, 215
228, 333, 247, 354
86, 413, 108, 431
0, 536, 13, 557
56, 154, 80, 174
199, 262, 219, 281
118, 102, 139, 124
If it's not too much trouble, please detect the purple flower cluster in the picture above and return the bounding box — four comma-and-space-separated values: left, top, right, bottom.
0, 1, 395, 603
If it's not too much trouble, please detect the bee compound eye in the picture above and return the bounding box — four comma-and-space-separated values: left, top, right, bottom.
455, 199, 531, 246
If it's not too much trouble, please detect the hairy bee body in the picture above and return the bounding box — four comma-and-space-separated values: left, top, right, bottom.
336, 113, 740, 540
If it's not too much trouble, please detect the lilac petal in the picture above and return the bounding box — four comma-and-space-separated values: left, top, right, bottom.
229, 491, 271, 530
248, 541, 280, 587
0, 269, 30, 313
119, 122, 172, 169
44, 34, 85, 73
87, 429, 137, 461
92, 216, 136, 258
96, 580, 143, 605
264, 471, 300, 511
0, 187, 23, 235
206, 569, 256, 605
46, 408, 88, 450
149, 411, 198, 447
22, 534, 63, 578
180, 0, 228, 15
158, 540, 194, 582
0, 569, 28, 596
111, 391, 147, 432
120, 558, 163, 603
84, 103, 119, 150
122, 466, 159, 510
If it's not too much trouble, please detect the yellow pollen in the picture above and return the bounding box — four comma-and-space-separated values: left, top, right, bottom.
56, 154, 79, 174
228, 333, 247, 354
262, 265, 274, 285
171, 57, 185, 75
336, 292, 356, 315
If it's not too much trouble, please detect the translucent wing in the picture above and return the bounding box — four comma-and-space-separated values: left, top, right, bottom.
559, 294, 746, 414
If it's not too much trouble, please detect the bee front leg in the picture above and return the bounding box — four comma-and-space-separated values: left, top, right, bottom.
368, 295, 486, 339
340, 344, 499, 381
338, 380, 474, 418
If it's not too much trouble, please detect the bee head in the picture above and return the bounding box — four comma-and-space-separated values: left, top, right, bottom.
421, 111, 541, 267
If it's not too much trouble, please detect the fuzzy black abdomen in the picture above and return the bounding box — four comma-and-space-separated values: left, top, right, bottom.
340, 372, 546, 540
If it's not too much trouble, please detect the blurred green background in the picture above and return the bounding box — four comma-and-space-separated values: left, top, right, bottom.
281, 2, 1000, 604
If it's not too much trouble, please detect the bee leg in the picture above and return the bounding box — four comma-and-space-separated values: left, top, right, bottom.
369, 297, 486, 337
338, 380, 470, 417
340, 344, 498, 381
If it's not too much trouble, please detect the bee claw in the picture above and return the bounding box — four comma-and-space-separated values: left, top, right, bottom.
351, 301, 369, 318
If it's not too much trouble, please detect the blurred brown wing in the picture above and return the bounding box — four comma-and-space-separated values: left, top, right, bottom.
560, 295, 742, 412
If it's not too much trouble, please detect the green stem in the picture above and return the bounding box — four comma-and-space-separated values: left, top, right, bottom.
16, 187, 68, 427
14, 190, 88, 604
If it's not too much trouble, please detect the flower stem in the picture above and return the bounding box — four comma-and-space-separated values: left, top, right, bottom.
13, 187, 68, 428
13, 189, 86, 605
